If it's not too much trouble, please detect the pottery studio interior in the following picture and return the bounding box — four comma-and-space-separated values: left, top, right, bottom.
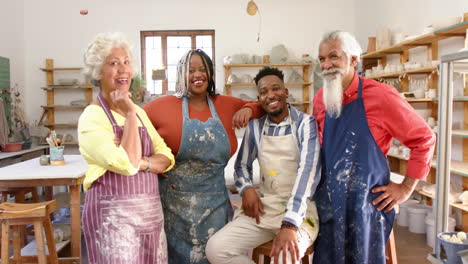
1, 1, 468, 264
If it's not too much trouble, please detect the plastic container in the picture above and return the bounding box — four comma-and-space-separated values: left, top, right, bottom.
397, 199, 419, 227
21, 140, 32, 150
408, 203, 431, 233
425, 214, 456, 248
437, 232, 468, 264
0, 142, 23, 152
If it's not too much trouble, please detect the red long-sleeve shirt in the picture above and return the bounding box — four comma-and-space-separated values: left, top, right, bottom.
143, 95, 261, 157
313, 73, 436, 180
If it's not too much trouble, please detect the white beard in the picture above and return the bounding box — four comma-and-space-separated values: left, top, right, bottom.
321, 67, 347, 118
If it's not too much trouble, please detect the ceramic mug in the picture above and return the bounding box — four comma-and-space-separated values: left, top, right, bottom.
39, 155, 50, 166
50, 146, 65, 166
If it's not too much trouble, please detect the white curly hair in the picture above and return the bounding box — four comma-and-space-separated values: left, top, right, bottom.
82, 32, 138, 86
320, 30, 363, 63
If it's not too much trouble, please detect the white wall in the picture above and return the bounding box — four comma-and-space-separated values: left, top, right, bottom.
19, 0, 356, 123
354, 0, 468, 52
0, 0, 25, 98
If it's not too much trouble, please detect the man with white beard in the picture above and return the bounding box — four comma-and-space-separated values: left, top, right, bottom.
312, 30, 436, 264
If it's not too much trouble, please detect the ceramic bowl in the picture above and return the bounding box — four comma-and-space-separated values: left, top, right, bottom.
1, 142, 23, 152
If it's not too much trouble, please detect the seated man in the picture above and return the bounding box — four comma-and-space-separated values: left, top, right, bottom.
206, 67, 321, 264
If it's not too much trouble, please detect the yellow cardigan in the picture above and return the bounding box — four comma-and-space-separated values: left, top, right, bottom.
78, 104, 175, 191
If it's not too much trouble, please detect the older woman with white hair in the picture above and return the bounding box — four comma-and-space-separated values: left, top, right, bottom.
143, 49, 263, 264
78, 32, 175, 264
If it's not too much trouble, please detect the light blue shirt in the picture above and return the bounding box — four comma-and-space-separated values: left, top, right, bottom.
234, 105, 321, 227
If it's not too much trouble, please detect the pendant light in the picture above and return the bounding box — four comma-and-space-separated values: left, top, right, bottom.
246, 0, 262, 42
246, 0, 258, 16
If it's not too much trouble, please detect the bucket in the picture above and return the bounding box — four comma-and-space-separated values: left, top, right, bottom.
397, 199, 419, 227
408, 203, 431, 233
458, 249, 468, 264
437, 232, 468, 264
425, 214, 456, 248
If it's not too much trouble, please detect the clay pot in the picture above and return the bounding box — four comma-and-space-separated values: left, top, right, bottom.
367, 37, 376, 53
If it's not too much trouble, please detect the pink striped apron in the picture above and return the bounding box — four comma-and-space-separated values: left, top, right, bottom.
82, 93, 167, 264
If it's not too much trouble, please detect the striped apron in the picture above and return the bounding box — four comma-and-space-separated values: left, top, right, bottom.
82, 93, 167, 264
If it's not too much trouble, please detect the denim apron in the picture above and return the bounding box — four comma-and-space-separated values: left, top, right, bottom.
159, 95, 231, 264
313, 79, 395, 264
82, 93, 167, 264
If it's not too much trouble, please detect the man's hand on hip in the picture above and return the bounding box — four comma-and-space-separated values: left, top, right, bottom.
241, 188, 265, 224
371, 177, 419, 213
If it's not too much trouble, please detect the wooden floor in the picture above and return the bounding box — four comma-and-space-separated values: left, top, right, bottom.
6, 222, 438, 264
394, 224, 433, 264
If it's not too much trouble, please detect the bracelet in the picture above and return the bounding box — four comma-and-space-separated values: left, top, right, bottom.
144, 157, 152, 172
281, 221, 298, 231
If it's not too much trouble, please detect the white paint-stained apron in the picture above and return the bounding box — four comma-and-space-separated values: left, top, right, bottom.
243, 116, 319, 238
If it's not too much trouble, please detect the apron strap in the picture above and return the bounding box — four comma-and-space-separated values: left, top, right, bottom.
97, 92, 146, 137
98, 92, 117, 126
357, 77, 363, 99
260, 106, 296, 136
182, 95, 221, 121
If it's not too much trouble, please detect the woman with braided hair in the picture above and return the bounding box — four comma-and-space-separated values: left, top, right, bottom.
144, 49, 262, 263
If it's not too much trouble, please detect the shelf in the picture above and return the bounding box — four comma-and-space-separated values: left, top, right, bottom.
362, 21, 468, 60
42, 141, 78, 146
417, 189, 468, 212
368, 66, 438, 79
289, 101, 310, 105
224, 63, 313, 68
430, 160, 468, 177
41, 105, 87, 109
225, 82, 312, 86
432, 96, 468, 101
452, 130, 468, 138
40, 67, 82, 72
387, 153, 409, 161
362, 45, 406, 59
406, 98, 434, 102
434, 130, 468, 138
435, 20, 468, 35
42, 85, 94, 90
44, 123, 78, 128
388, 154, 468, 177
405, 97, 468, 103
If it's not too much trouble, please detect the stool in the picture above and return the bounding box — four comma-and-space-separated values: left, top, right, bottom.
386, 229, 398, 264
252, 241, 314, 264
251, 231, 396, 264
0, 187, 39, 203
0, 201, 58, 264
0, 189, 40, 252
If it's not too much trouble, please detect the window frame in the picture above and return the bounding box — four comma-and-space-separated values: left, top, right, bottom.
140, 30, 215, 95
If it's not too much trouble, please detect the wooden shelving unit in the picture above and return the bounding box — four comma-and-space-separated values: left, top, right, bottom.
365, 20, 468, 229
367, 66, 438, 80
362, 21, 468, 60
416, 189, 468, 212
224, 63, 312, 113
41, 59, 93, 145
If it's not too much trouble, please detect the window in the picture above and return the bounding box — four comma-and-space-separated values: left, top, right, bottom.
140, 30, 215, 95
